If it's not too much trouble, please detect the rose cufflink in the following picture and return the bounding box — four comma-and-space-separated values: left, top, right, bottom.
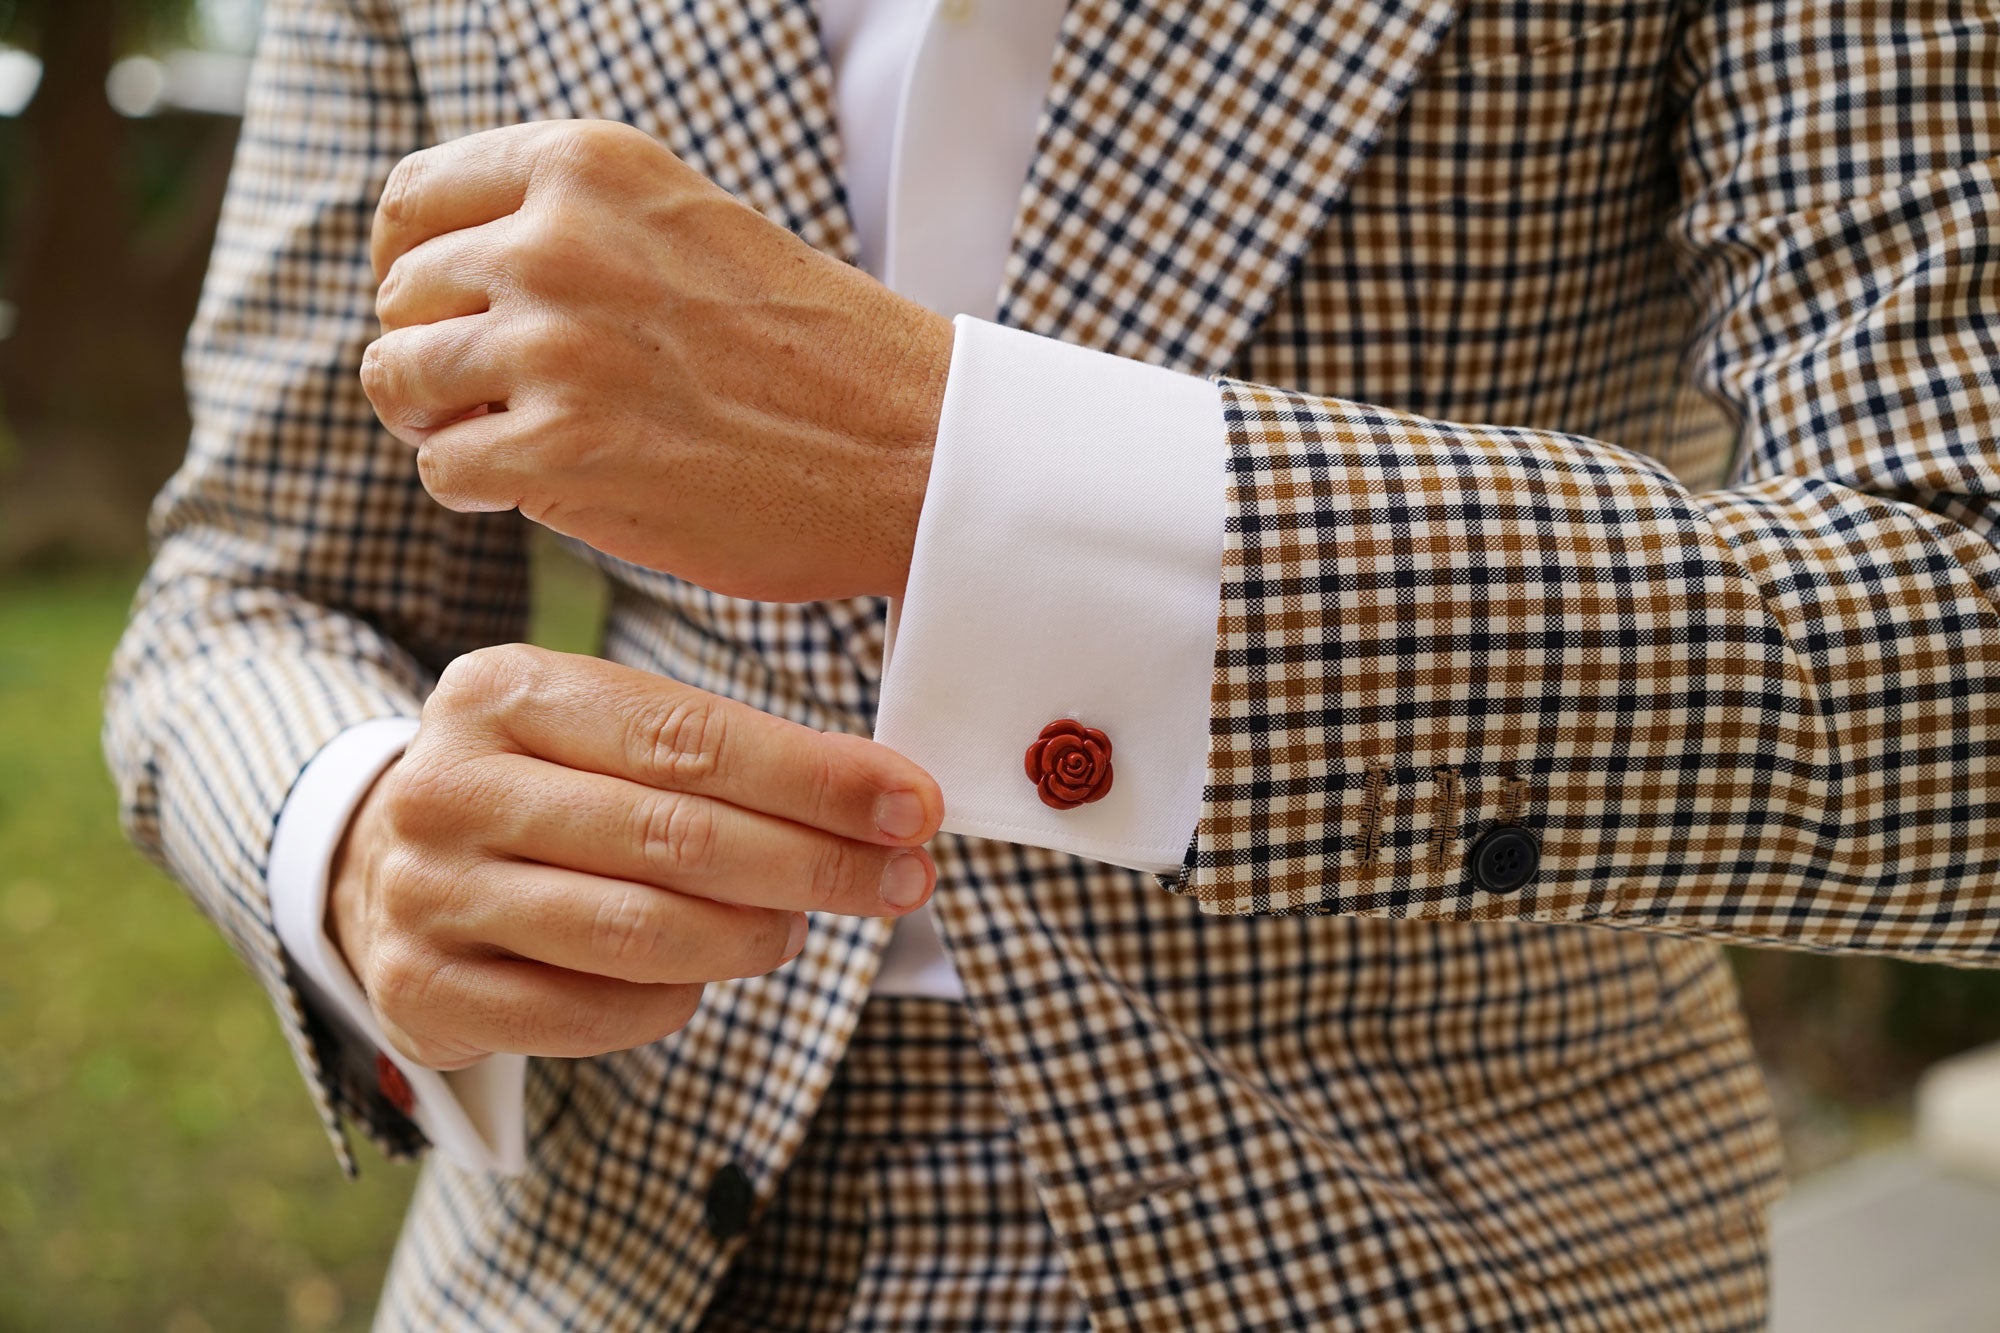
367, 726, 1115, 1128
1025, 720, 1113, 810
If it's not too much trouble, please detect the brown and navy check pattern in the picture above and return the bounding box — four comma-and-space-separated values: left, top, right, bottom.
1183, 1, 2000, 965
376, 998, 1093, 1331
103, 0, 1997, 1326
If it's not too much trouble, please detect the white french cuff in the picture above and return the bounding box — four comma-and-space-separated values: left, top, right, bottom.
876, 315, 1226, 874
268, 716, 527, 1176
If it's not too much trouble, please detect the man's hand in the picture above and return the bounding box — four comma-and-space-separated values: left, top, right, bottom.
328, 644, 943, 1070
361, 119, 953, 604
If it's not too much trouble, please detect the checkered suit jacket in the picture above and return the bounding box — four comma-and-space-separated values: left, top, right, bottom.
106, 0, 1999, 1327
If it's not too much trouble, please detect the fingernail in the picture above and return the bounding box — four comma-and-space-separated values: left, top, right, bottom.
784, 914, 808, 962
880, 853, 930, 909
874, 791, 926, 840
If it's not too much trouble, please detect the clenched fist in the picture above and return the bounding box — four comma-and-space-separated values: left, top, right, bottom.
328, 644, 943, 1070
361, 119, 953, 603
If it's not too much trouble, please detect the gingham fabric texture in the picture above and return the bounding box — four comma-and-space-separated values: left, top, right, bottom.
1177, 1, 2000, 951
100, 0, 1999, 1327
373, 998, 1093, 1331
692, 1000, 1090, 1332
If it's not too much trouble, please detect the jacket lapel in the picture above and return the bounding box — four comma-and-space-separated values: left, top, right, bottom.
999, 0, 1461, 377
481, 0, 857, 263
478, 0, 1457, 373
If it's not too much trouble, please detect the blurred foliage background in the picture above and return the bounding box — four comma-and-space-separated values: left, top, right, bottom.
0, 0, 254, 570
0, 548, 603, 1332
0, 0, 1996, 1329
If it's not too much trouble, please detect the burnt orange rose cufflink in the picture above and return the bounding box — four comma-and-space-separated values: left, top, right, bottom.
1026, 720, 1113, 810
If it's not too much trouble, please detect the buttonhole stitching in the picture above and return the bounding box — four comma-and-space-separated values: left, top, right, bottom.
1428, 767, 1462, 871
1357, 760, 1389, 867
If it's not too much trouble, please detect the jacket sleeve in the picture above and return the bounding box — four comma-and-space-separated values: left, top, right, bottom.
103, 0, 529, 1170
1177, 0, 2000, 967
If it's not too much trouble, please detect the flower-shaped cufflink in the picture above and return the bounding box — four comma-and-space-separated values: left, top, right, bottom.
1025, 719, 1113, 810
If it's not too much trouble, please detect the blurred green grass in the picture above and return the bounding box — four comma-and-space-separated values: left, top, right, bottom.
0, 542, 604, 1331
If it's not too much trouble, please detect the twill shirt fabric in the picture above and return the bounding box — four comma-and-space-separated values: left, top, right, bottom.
103, 1, 2000, 1331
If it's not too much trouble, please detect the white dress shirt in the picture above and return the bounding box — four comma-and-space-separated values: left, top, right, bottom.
269, 0, 1224, 1172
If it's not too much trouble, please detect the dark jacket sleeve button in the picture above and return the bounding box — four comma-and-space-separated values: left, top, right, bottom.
705, 1163, 754, 1242
1468, 825, 1540, 893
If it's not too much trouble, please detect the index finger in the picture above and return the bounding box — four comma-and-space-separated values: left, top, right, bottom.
371, 122, 565, 283
435, 646, 945, 847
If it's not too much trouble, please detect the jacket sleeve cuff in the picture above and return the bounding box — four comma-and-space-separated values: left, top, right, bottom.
874, 315, 1226, 873
269, 717, 528, 1176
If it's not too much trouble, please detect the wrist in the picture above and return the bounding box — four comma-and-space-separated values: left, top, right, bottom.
885, 306, 953, 450
326, 760, 396, 982
868, 304, 952, 599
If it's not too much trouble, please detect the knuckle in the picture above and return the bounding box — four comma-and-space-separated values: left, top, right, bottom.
370, 763, 423, 832
479, 643, 547, 706
562, 118, 642, 172
359, 338, 397, 400
802, 744, 844, 830
590, 885, 666, 972
379, 752, 455, 827
415, 446, 473, 508
513, 209, 573, 273
368, 842, 431, 918
545, 119, 595, 158
643, 792, 715, 876
808, 838, 863, 913
368, 936, 451, 1029
435, 643, 544, 718
374, 264, 408, 321
380, 772, 492, 879
642, 695, 725, 786
377, 152, 428, 228
361, 341, 434, 439
571, 118, 627, 150
428, 656, 483, 715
